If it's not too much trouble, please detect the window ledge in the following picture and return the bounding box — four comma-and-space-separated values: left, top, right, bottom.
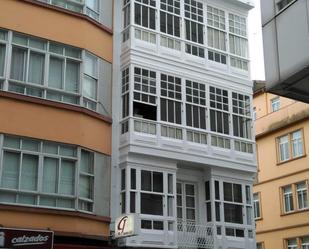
0, 91, 112, 124
254, 217, 263, 221
277, 154, 306, 166
281, 207, 309, 217
21, 0, 113, 35
0, 203, 111, 223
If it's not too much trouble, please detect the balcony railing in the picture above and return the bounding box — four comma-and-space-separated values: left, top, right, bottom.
177, 221, 214, 249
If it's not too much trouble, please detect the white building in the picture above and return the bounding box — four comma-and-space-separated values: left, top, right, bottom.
112, 1, 256, 249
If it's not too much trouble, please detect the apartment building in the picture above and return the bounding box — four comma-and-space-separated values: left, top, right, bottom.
112, 1, 257, 249
260, 0, 309, 103
0, 0, 113, 248
253, 84, 309, 249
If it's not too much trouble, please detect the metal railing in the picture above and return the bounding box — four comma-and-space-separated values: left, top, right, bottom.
177, 221, 214, 249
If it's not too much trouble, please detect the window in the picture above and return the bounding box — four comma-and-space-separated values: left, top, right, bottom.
287, 238, 297, 249
177, 182, 196, 223
253, 107, 256, 120
277, 0, 295, 11
0, 135, 95, 212
39, 0, 100, 21
228, 13, 248, 70
296, 182, 308, 210
256, 242, 264, 249
121, 67, 130, 134
185, 80, 206, 130
253, 193, 261, 219
184, 0, 205, 58
223, 182, 243, 224
123, 0, 131, 42
209, 86, 229, 135
282, 182, 308, 214
135, 0, 156, 30
160, 74, 182, 124
1, 30, 103, 111
283, 185, 294, 213
302, 236, 309, 249
277, 130, 304, 163
271, 97, 280, 112
207, 6, 227, 64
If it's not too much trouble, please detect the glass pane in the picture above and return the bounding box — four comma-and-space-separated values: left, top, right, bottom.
57, 198, 74, 208
84, 53, 97, 77
141, 170, 151, 191
28, 52, 45, 84
233, 184, 242, 203
2, 152, 20, 189
168, 196, 174, 216
10, 47, 26, 81
18, 194, 36, 205
131, 168, 136, 190
49, 42, 63, 54
153, 172, 163, 192
3, 136, 20, 149
141, 193, 163, 215
20, 154, 38, 191
168, 174, 173, 194
79, 175, 93, 199
12, 33, 28, 45
223, 182, 233, 201
224, 203, 243, 224
65, 60, 79, 92
60, 160, 75, 195
40, 197, 56, 207
83, 75, 97, 99
0, 44, 5, 76
22, 139, 39, 152
80, 150, 94, 174
185, 184, 195, 196
43, 142, 58, 154
49, 57, 63, 89
59, 145, 76, 157
29, 38, 46, 50
43, 157, 58, 193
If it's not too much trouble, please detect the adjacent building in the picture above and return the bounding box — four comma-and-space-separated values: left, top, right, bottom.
112, 1, 257, 249
260, 0, 309, 103
0, 0, 113, 248
253, 84, 309, 249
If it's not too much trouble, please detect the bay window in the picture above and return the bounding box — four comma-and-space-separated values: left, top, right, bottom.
0, 135, 95, 212
0, 30, 107, 112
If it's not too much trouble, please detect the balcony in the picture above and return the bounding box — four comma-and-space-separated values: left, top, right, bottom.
120, 117, 256, 169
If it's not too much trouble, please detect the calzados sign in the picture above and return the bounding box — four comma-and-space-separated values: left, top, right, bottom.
0, 228, 53, 249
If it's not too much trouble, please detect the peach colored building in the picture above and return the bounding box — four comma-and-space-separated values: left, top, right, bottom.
253, 83, 309, 249
0, 0, 113, 248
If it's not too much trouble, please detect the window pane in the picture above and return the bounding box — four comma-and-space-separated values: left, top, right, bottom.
223, 182, 232, 201
80, 150, 94, 174
43, 157, 58, 193
20, 154, 38, 191
233, 184, 242, 203
49, 57, 63, 89
79, 175, 93, 199
224, 203, 243, 224
85, 53, 97, 77
141, 193, 163, 215
10, 47, 26, 81
131, 168, 136, 190
0, 44, 5, 76
1, 152, 20, 189
153, 172, 163, 192
28, 52, 45, 84
65, 60, 79, 92
83, 75, 97, 99
60, 160, 75, 195
141, 170, 151, 191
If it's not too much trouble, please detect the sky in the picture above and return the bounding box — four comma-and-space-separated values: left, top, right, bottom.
248, 0, 265, 80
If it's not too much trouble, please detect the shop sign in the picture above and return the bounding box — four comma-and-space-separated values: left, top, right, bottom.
114, 214, 135, 238
0, 227, 53, 249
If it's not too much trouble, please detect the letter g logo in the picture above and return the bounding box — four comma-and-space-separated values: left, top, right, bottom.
117, 216, 128, 234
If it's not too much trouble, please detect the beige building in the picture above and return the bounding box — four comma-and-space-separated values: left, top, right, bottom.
253, 83, 309, 249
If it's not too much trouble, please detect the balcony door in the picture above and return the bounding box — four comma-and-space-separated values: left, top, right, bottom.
176, 182, 197, 224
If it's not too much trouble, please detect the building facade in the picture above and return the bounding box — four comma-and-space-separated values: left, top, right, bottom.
112, 1, 257, 249
0, 0, 113, 248
261, 0, 309, 103
253, 86, 309, 249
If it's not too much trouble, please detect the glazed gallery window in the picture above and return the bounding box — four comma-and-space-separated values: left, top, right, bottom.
1, 30, 101, 111
277, 130, 304, 162
0, 135, 95, 212
207, 6, 227, 64
134, 0, 156, 30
